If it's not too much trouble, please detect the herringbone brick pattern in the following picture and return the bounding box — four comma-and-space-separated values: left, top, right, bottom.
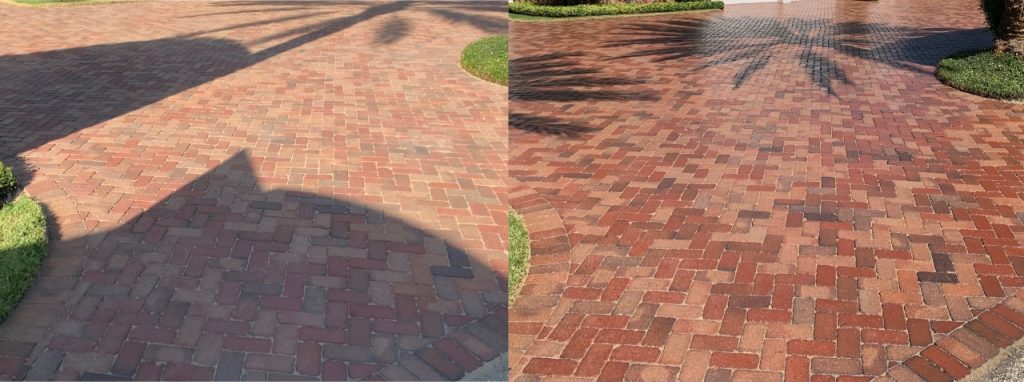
508, 0, 1024, 380
0, 0, 507, 380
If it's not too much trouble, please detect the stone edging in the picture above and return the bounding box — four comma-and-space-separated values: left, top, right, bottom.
879, 287, 1024, 381
507, 178, 572, 379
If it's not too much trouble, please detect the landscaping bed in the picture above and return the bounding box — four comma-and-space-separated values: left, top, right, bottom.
937, 49, 1024, 101
0, 162, 47, 322
509, 0, 724, 19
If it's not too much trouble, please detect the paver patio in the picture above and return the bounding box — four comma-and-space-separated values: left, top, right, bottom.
0, 0, 507, 380
508, 0, 1024, 381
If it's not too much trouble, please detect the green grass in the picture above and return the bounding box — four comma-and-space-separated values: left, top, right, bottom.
937, 49, 1024, 101
508, 210, 530, 304
461, 35, 509, 86
509, 1, 724, 18
0, 195, 47, 322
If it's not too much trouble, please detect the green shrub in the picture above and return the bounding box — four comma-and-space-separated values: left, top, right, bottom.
937, 49, 1024, 100
0, 163, 16, 202
0, 195, 47, 322
509, 0, 724, 18
981, 0, 1003, 33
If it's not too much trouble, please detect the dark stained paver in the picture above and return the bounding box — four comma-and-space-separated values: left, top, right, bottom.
0, 0, 507, 380
508, 0, 1024, 381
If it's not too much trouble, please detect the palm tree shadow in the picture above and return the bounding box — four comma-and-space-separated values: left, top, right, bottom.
509, 113, 598, 138
604, 15, 991, 95
0, 150, 507, 380
374, 15, 411, 45
510, 52, 660, 137
0, 37, 253, 188
0, 1, 507, 187
426, 7, 508, 35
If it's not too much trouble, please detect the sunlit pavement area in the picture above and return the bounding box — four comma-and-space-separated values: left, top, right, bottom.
508, 0, 1024, 380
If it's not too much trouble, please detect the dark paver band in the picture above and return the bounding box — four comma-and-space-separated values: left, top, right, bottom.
0, 0, 507, 380
508, 0, 1024, 381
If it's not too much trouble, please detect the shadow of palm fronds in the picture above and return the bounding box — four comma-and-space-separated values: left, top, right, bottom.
603, 13, 991, 95
509, 113, 598, 138
511, 52, 660, 102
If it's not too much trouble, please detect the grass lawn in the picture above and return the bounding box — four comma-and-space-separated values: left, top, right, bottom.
508, 210, 530, 304
509, 1, 724, 19
937, 49, 1024, 101
0, 195, 47, 321
461, 35, 509, 86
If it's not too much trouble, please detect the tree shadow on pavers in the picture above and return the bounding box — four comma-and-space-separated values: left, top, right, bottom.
426, 7, 507, 34
0, 1, 496, 187
603, 15, 991, 95
509, 113, 599, 138
511, 52, 660, 102
181, 6, 318, 19
199, 0, 508, 35
0, 37, 252, 188
0, 150, 507, 381
374, 15, 412, 45
510, 52, 660, 138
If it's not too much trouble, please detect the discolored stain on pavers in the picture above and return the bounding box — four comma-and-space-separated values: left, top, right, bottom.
508, 0, 1024, 381
0, 1, 507, 380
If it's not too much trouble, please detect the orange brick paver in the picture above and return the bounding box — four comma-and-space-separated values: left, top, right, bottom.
508, 0, 1024, 381
0, 1, 507, 380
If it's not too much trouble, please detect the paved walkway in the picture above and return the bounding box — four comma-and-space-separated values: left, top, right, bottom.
508, 0, 1024, 381
0, 0, 507, 380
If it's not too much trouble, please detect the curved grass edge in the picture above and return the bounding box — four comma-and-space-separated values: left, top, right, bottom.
460, 35, 509, 86
509, 1, 724, 19
936, 49, 1024, 101
0, 194, 48, 322
508, 210, 530, 304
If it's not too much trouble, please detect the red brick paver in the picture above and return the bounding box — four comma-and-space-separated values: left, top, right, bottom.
0, 1, 507, 380
509, 0, 1022, 380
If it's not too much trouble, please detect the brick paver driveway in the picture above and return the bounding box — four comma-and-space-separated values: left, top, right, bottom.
0, 0, 507, 380
509, 0, 1024, 381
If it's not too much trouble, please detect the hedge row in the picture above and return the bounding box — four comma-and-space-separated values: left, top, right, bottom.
509, 0, 724, 18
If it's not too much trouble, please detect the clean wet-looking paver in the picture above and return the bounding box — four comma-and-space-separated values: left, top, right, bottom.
508, 0, 1024, 381
0, 0, 507, 380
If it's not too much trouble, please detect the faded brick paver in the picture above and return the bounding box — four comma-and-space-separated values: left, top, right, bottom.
509, 0, 1024, 381
0, 1, 507, 380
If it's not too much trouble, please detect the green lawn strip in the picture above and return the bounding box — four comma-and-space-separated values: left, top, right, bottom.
509, 1, 724, 18
508, 210, 530, 304
0, 195, 47, 322
937, 49, 1024, 101
461, 35, 509, 86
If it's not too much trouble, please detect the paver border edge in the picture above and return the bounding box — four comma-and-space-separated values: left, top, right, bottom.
507, 177, 572, 379
879, 287, 1024, 381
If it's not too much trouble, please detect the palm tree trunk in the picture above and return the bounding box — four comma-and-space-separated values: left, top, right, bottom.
995, 0, 1024, 57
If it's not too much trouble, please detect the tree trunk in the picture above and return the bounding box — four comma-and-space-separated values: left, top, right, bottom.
995, 0, 1024, 57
